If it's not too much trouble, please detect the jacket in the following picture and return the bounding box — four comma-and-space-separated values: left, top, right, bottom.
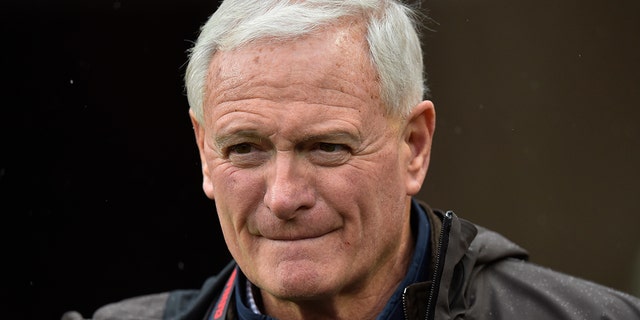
70, 202, 640, 319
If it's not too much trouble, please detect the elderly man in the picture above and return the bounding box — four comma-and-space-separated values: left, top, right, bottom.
65, 0, 640, 319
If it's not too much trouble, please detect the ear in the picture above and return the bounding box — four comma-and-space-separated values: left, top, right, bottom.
189, 109, 216, 200
403, 100, 436, 196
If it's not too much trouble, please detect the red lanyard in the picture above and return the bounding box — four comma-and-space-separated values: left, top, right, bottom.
209, 267, 238, 320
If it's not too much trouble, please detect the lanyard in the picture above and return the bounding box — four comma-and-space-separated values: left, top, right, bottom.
209, 267, 238, 320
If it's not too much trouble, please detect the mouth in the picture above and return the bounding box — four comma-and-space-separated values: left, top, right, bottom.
262, 229, 336, 242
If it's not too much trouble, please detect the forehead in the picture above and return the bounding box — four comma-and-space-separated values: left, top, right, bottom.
203, 21, 383, 117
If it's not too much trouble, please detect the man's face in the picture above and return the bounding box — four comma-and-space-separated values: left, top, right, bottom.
192, 22, 432, 302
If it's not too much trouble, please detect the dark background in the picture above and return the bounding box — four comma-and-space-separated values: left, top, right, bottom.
2, 0, 639, 319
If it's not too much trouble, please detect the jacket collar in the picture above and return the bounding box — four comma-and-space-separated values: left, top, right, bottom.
415, 201, 478, 320
415, 200, 529, 320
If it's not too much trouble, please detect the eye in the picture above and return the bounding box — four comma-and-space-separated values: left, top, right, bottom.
225, 143, 269, 167
317, 143, 344, 153
229, 143, 254, 154
309, 142, 351, 166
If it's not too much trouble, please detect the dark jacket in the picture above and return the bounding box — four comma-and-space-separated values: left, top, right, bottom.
70, 203, 640, 320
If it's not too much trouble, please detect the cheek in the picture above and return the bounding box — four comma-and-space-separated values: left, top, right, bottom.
323, 152, 405, 219
352, 149, 405, 195
213, 164, 265, 203
211, 167, 267, 260
211, 165, 265, 227
350, 149, 408, 222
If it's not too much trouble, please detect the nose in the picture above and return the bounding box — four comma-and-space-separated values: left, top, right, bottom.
264, 152, 316, 220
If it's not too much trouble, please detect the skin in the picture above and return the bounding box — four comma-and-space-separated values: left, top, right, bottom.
190, 20, 435, 320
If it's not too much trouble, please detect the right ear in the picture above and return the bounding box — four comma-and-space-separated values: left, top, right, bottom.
189, 109, 216, 200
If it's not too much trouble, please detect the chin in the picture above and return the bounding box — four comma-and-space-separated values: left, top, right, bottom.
262, 261, 340, 300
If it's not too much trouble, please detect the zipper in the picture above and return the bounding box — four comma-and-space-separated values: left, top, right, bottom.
402, 287, 410, 320
423, 211, 453, 320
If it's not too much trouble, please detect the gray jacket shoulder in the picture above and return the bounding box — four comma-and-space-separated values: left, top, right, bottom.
468, 257, 640, 319
92, 292, 169, 320
61, 292, 170, 320
462, 226, 640, 319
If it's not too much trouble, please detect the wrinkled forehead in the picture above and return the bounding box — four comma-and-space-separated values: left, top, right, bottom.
209, 19, 372, 76
203, 21, 384, 117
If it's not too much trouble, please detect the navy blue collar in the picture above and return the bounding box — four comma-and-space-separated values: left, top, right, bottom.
229, 199, 431, 320
375, 199, 431, 320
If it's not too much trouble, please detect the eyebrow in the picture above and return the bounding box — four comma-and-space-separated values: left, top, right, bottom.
214, 130, 361, 149
214, 130, 262, 149
298, 132, 361, 145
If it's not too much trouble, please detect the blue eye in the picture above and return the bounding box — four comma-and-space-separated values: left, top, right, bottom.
308, 142, 351, 166
229, 143, 254, 154
317, 143, 343, 152
225, 142, 269, 168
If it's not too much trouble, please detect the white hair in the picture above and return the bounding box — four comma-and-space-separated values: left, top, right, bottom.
185, 0, 426, 123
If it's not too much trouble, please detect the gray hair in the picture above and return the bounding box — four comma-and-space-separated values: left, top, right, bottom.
185, 0, 426, 123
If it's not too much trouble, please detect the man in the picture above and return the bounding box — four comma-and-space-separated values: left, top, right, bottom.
65, 0, 640, 319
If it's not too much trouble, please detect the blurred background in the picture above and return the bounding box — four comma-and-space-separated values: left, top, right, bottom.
2, 0, 639, 319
